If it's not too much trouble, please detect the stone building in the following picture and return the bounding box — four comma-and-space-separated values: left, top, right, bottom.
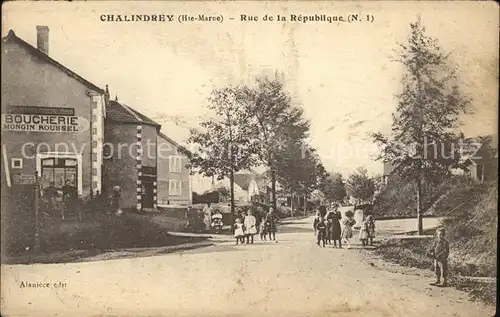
1, 27, 105, 198
104, 98, 160, 211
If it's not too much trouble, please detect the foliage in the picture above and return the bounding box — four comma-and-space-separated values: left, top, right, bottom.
320, 172, 347, 203
372, 174, 483, 218
237, 74, 310, 209
371, 18, 471, 233
183, 87, 253, 180
183, 87, 255, 213
345, 167, 375, 203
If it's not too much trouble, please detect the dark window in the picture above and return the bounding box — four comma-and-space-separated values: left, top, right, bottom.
41, 158, 78, 190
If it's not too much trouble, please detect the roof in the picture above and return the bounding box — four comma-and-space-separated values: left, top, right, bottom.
158, 131, 191, 155
234, 173, 254, 191
234, 171, 269, 191
2, 30, 104, 94
106, 100, 160, 127
158, 131, 181, 148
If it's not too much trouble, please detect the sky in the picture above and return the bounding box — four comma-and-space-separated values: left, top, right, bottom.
2, 1, 498, 176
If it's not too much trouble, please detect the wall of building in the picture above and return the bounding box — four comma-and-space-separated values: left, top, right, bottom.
103, 122, 138, 209
1, 40, 103, 197
140, 125, 157, 168
157, 136, 191, 205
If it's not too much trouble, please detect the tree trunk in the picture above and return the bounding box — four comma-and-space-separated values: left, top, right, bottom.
416, 177, 424, 235
229, 168, 235, 234
290, 192, 294, 217
303, 194, 307, 215
230, 168, 235, 214
271, 169, 277, 211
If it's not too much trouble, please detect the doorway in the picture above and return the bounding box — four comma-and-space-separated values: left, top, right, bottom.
141, 181, 154, 209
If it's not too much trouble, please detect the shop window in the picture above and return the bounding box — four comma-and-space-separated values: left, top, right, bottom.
41, 157, 78, 190
11, 158, 23, 169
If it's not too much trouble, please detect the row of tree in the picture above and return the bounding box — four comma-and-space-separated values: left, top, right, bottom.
183, 74, 347, 214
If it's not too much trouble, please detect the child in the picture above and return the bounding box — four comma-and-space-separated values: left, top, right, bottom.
259, 219, 267, 241
366, 215, 376, 245
341, 211, 356, 249
313, 211, 320, 236
427, 228, 450, 287
244, 210, 257, 244
359, 217, 369, 247
234, 218, 245, 245
315, 217, 328, 247
326, 214, 334, 245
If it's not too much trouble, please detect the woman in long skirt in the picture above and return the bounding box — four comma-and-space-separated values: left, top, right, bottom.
265, 208, 278, 242
329, 208, 342, 248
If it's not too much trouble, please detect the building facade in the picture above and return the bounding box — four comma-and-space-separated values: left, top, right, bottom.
157, 132, 191, 206
104, 99, 160, 211
1, 27, 105, 199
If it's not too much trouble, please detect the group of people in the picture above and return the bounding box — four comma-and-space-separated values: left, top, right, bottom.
313, 204, 376, 249
234, 207, 278, 245
185, 202, 223, 233
42, 180, 79, 219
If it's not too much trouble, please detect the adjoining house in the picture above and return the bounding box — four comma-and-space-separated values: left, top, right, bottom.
1, 27, 106, 200
156, 132, 192, 206
451, 134, 498, 183
104, 96, 160, 211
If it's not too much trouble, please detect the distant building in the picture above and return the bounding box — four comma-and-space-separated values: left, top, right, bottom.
450, 135, 498, 183
383, 134, 498, 184
233, 170, 269, 203
156, 132, 191, 206
382, 161, 396, 184
104, 98, 160, 211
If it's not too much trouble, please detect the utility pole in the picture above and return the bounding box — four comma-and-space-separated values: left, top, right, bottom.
34, 171, 41, 252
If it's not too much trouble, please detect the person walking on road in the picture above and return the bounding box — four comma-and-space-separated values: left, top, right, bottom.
259, 219, 267, 241
234, 217, 245, 245
315, 216, 328, 247
265, 208, 278, 242
366, 215, 376, 245
329, 205, 343, 248
341, 210, 356, 249
202, 202, 213, 232
244, 210, 257, 244
359, 217, 369, 247
427, 228, 450, 287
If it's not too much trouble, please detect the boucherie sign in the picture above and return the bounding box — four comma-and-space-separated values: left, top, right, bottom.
2, 106, 89, 133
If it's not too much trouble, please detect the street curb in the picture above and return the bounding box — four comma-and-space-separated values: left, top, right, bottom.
1, 241, 215, 265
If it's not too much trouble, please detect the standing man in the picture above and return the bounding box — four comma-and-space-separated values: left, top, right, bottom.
112, 185, 122, 213
202, 202, 213, 231
44, 181, 58, 216
427, 228, 450, 287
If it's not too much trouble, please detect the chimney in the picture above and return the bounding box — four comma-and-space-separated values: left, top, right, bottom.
36, 26, 49, 55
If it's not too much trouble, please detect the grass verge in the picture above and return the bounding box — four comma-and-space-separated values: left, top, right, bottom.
373, 234, 496, 306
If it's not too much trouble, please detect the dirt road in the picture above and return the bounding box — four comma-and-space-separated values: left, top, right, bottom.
1, 217, 494, 317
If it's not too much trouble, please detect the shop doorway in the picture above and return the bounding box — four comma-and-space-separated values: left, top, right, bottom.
40, 157, 78, 219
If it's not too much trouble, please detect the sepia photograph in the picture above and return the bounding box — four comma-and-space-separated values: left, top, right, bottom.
1, 1, 498, 316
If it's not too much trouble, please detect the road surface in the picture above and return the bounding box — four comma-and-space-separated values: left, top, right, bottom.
1, 216, 494, 317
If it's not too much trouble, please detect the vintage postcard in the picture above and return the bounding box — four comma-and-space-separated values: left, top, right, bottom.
1, 1, 498, 316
